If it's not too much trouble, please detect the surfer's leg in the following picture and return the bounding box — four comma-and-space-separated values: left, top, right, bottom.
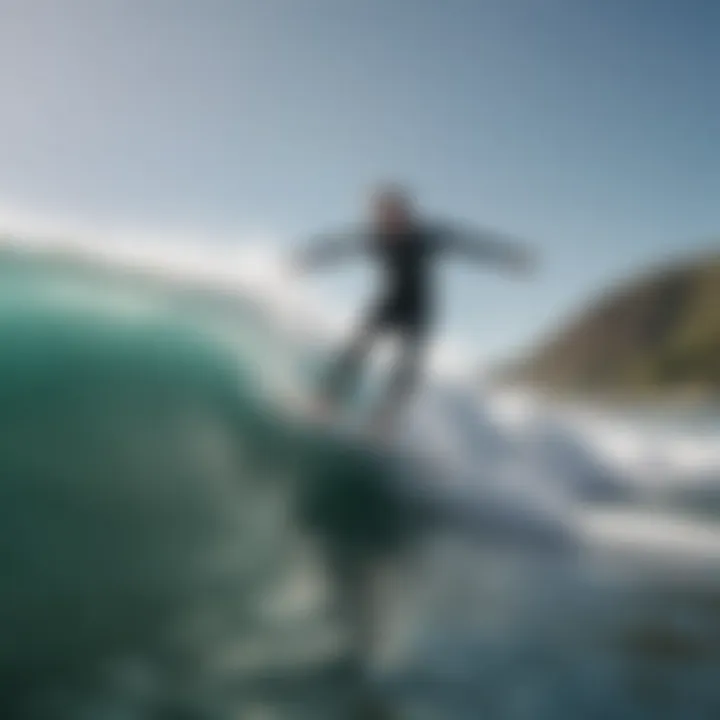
318, 313, 381, 408
373, 325, 425, 430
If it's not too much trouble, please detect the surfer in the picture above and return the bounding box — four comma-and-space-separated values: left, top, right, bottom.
295, 184, 536, 429
293, 185, 537, 717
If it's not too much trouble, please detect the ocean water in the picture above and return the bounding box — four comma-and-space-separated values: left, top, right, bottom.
1, 237, 719, 719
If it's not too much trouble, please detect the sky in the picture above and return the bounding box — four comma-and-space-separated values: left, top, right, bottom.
0, 0, 717, 360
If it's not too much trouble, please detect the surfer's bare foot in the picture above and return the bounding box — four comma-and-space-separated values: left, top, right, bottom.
302, 396, 335, 424
367, 410, 398, 444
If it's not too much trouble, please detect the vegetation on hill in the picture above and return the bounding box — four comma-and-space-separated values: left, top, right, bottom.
503, 253, 720, 395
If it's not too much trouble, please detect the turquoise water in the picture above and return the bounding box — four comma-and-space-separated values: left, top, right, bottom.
2, 244, 720, 719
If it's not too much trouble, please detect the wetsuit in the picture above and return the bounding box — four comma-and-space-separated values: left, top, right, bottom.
298, 221, 529, 422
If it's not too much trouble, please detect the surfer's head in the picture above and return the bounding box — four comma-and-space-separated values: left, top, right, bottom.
370, 184, 415, 234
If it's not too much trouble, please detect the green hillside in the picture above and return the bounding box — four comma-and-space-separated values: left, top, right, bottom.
504, 252, 720, 395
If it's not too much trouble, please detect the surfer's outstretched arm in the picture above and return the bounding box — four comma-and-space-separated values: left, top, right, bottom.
293, 227, 370, 271
437, 222, 537, 275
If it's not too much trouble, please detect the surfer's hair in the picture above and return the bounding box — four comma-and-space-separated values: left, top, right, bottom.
370, 182, 415, 209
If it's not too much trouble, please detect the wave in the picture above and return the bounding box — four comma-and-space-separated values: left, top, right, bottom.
2, 233, 720, 718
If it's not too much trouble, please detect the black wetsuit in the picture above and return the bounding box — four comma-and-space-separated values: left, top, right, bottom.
365, 227, 437, 336
299, 221, 528, 421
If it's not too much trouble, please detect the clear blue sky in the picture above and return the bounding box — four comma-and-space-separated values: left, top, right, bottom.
0, 0, 717, 358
